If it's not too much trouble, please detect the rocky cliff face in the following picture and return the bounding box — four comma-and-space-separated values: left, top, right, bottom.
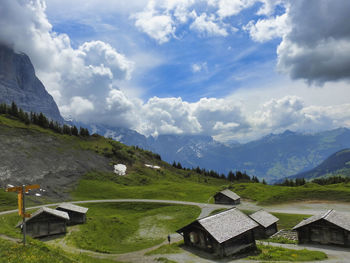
0, 44, 63, 122
0, 123, 111, 200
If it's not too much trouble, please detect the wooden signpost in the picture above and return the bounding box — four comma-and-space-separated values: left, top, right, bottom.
6, 184, 40, 245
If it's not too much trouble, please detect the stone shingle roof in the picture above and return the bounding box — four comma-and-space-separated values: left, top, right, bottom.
57, 203, 89, 214
216, 189, 240, 201
177, 208, 258, 244
249, 210, 279, 228
293, 209, 350, 232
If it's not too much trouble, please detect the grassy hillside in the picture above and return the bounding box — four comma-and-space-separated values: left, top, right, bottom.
0, 114, 228, 207
230, 182, 350, 205
0, 238, 119, 263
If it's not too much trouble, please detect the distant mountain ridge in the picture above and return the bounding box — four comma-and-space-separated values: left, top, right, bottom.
286, 148, 350, 181
0, 44, 63, 122
2, 46, 350, 183
86, 124, 350, 183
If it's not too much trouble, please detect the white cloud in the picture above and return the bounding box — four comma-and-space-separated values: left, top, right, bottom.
191, 62, 208, 73
60, 96, 94, 119
214, 0, 256, 18
0, 0, 135, 125
132, 1, 176, 44
2, 0, 350, 144
190, 12, 229, 37
244, 13, 288, 42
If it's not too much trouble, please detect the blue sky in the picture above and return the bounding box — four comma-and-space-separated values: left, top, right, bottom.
47, 1, 280, 102
1, 0, 350, 142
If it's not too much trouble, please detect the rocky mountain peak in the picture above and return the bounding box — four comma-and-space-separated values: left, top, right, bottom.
0, 44, 63, 122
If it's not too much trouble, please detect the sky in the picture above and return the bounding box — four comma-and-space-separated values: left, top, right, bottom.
1, 0, 350, 142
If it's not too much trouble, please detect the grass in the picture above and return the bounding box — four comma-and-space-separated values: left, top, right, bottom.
272, 212, 311, 230
155, 257, 178, 263
230, 182, 350, 205
0, 238, 121, 263
0, 190, 17, 212
209, 208, 228, 216
73, 168, 227, 203
0, 213, 22, 238
240, 210, 311, 231
249, 244, 327, 261
67, 202, 200, 254
145, 241, 184, 255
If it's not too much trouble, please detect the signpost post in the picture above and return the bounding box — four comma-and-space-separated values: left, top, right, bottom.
6, 184, 40, 245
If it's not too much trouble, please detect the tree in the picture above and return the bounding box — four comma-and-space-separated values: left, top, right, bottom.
71, 125, 79, 136
10, 102, 18, 117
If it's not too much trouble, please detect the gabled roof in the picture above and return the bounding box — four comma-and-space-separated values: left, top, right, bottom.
177, 208, 258, 244
249, 210, 279, 228
16, 207, 69, 227
57, 203, 89, 214
215, 189, 240, 201
293, 209, 350, 232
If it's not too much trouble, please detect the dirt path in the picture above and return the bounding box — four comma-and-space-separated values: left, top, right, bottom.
3, 198, 350, 217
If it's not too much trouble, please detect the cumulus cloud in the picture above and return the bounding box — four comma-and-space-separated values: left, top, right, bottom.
0, 0, 134, 125
243, 13, 288, 42
132, 0, 176, 44
189, 11, 230, 37
2, 0, 350, 143
276, 0, 350, 84
131, 0, 242, 43
245, 0, 350, 84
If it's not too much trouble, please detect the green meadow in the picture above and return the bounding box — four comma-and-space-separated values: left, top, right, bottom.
0, 238, 120, 263
231, 182, 350, 205
66, 202, 200, 254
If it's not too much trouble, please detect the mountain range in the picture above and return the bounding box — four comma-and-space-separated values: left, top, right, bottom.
95, 126, 350, 183
287, 148, 350, 181
2, 45, 350, 183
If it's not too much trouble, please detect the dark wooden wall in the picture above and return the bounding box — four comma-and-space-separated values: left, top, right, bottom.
25, 213, 67, 238
214, 193, 240, 205
56, 208, 86, 225
182, 223, 256, 257
254, 223, 278, 239
296, 219, 350, 247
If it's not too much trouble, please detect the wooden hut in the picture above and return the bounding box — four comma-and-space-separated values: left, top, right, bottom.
214, 189, 240, 205
16, 207, 69, 238
249, 210, 279, 239
176, 208, 258, 257
293, 209, 350, 247
56, 203, 88, 225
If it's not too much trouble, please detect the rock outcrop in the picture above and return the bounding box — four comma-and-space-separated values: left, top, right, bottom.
0, 44, 63, 122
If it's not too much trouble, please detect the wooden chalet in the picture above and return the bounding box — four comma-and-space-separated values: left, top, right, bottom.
56, 203, 88, 225
293, 209, 350, 247
16, 207, 69, 238
176, 208, 258, 258
214, 189, 240, 205
249, 210, 279, 239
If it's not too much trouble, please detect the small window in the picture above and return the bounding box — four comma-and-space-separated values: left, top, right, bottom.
189, 232, 198, 244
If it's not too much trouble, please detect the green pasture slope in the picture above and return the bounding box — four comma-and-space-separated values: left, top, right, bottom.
67, 202, 200, 253
0, 238, 119, 263
231, 182, 350, 205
